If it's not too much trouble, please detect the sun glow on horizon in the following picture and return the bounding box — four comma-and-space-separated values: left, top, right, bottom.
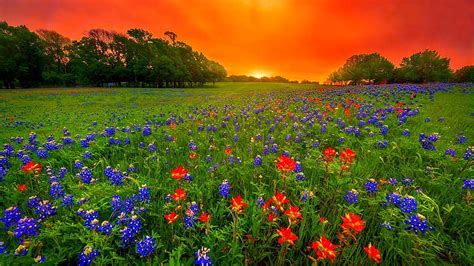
249, 71, 272, 79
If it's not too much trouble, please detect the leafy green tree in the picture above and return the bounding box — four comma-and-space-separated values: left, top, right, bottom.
454, 65, 474, 83
398, 50, 453, 83
0, 22, 45, 88
328, 53, 394, 84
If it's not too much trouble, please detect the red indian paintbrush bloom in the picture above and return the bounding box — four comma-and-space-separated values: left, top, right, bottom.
224, 147, 233, 155
364, 243, 381, 264
340, 213, 365, 234
263, 191, 289, 211
198, 212, 210, 223
340, 148, 356, 164
164, 212, 179, 224
171, 166, 188, 181
311, 236, 338, 263
17, 184, 27, 191
189, 152, 197, 159
276, 155, 296, 173
284, 205, 303, 223
171, 188, 186, 202
230, 195, 248, 214
323, 147, 337, 162
276, 227, 298, 245
21, 162, 42, 174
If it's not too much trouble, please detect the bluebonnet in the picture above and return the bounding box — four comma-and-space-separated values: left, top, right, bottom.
401, 129, 410, 137
142, 125, 152, 136
256, 197, 265, 207
98, 221, 114, 235
462, 179, 473, 190
405, 214, 434, 234
385, 192, 402, 206
83, 151, 92, 159
35, 201, 57, 221
401, 177, 413, 186
295, 172, 305, 181
456, 136, 467, 144
399, 196, 418, 213
28, 196, 41, 209
78, 246, 100, 266
62, 195, 74, 208
0, 165, 7, 182
57, 167, 67, 178
1, 206, 22, 229
445, 148, 456, 157
377, 140, 388, 148
388, 178, 398, 185
49, 181, 65, 199
254, 155, 263, 167
463, 146, 474, 160
13, 217, 40, 238
111, 194, 122, 213
138, 185, 151, 204
344, 190, 359, 204
184, 202, 199, 228
74, 160, 83, 169
136, 236, 155, 257
79, 167, 93, 184
380, 125, 389, 135
364, 179, 379, 194
219, 180, 231, 198
195, 247, 213, 265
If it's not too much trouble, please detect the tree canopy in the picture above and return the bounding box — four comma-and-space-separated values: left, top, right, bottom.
328, 50, 460, 84
0, 21, 227, 88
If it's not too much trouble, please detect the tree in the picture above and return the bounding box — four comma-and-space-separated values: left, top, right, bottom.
328, 53, 394, 85
454, 65, 474, 83
0, 22, 45, 88
398, 50, 453, 83
37, 29, 71, 73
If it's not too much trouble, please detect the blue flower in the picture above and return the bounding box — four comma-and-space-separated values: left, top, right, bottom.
462, 179, 474, 190
344, 189, 359, 204
254, 155, 263, 167
79, 167, 93, 184
136, 236, 155, 257
1, 206, 22, 229
399, 196, 418, 213
219, 180, 231, 198
138, 185, 151, 204
364, 179, 378, 194
445, 148, 456, 157
13, 217, 40, 238
195, 247, 213, 265
404, 213, 434, 234
98, 221, 114, 235
78, 246, 100, 266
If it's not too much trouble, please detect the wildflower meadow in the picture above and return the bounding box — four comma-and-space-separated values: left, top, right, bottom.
0, 82, 473, 265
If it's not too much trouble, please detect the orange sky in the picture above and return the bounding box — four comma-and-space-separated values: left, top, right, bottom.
1, 0, 473, 81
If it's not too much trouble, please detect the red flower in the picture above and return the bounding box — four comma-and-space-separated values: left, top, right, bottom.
276, 155, 296, 173
323, 147, 336, 162
171, 166, 188, 181
224, 147, 233, 155
263, 191, 289, 211
340, 213, 365, 234
276, 227, 298, 246
21, 162, 42, 174
319, 217, 328, 224
171, 188, 186, 202
164, 212, 179, 224
230, 195, 248, 214
284, 205, 303, 223
17, 184, 27, 191
189, 152, 197, 159
340, 148, 356, 164
267, 212, 278, 222
198, 212, 210, 223
364, 243, 381, 264
311, 236, 338, 263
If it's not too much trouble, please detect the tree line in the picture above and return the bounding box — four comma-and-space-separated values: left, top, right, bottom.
328, 50, 473, 85
0, 21, 227, 89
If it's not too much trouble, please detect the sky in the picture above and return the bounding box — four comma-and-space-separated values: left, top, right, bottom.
1, 0, 473, 82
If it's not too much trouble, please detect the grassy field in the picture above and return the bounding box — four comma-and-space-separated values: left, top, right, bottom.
0, 82, 473, 265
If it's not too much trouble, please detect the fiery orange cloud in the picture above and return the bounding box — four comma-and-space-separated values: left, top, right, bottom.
1, 0, 473, 82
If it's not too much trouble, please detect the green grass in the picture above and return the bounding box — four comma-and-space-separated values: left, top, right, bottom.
0, 82, 472, 265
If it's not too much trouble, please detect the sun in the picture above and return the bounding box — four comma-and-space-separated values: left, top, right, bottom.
249, 71, 271, 78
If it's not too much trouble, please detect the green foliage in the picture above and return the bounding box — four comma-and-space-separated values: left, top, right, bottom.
0, 21, 227, 88
329, 53, 394, 84
397, 50, 453, 83
454, 65, 474, 83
